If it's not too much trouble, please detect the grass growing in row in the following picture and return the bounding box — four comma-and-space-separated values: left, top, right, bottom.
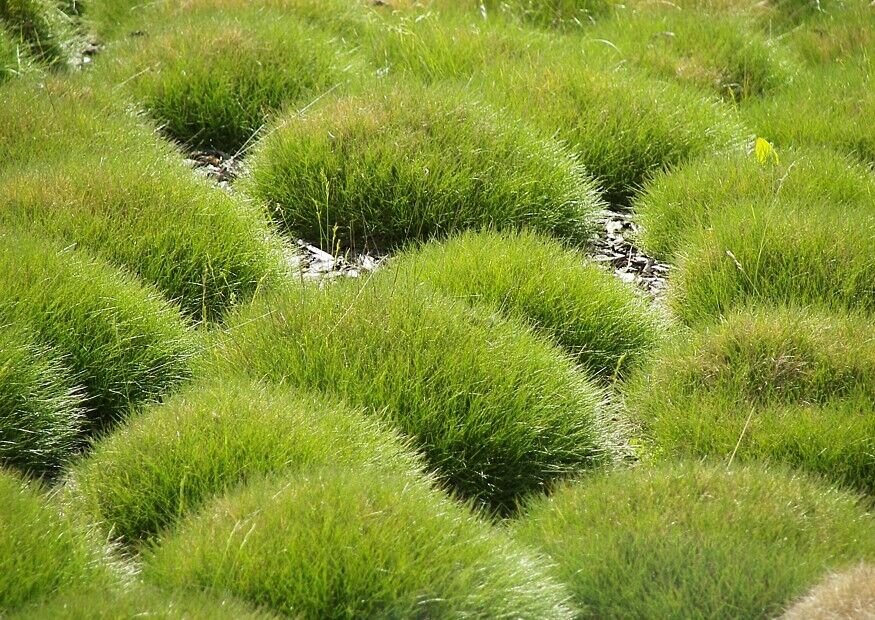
636, 147, 875, 260
390, 230, 662, 381
0, 326, 83, 479
628, 306, 875, 494
70, 377, 425, 545
781, 564, 875, 620
514, 462, 875, 619
669, 203, 875, 325
0, 0, 74, 66
100, 6, 360, 152
0, 230, 195, 430
244, 84, 603, 252
146, 468, 578, 619
0, 469, 112, 612
213, 275, 613, 514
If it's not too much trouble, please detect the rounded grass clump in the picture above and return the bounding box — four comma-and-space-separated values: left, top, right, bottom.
391, 229, 662, 381
0, 230, 196, 429
0, 326, 84, 479
514, 462, 875, 620
628, 306, 875, 494
636, 147, 875, 260
0, 0, 73, 66
71, 377, 425, 545
0, 153, 285, 322
0, 469, 112, 612
245, 84, 602, 252
111, 8, 358, 152
781, 564, 875, 620
214, 275, 612, 513
146, 468, 578, 619
669, 204, 875, 324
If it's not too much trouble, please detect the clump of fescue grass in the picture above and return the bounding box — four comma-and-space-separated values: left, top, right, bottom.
636, 147, 875, 260
70, 377, 426, 545
390, 229, 663, 381
668, 203, 875, 325
244, 83, 602, 252
11, 584, 279, 619
0, 230, 196, 430
0, 469, 113, 612
0, 326, 84, 479
0, 24, 29, 82
485, 0, 615, 28
781, 564, 875, 620
213, 275, 613, 514
101, 7, 361, 152
0, 0, 74, 66
146, 468, 579, 619
514, 462, 875, 620
627, 305, 875, 494
782, 0, 874, 64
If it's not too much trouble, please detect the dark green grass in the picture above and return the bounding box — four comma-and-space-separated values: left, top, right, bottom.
0, 230, 196, 430
0, 24, 28, 82
628, 306, 875, 494
244, 83, 602, 252
514, 462, 875, 619
0, 0, 73, 65
212, 275, 613, 514
0, 469, 112, 612
0, 326, 84, 479
668, 203, 875, 325
146, 468, 578, 619
636, 147, 875, 261
11, 585, 279, 619
485, 0, 615, 28
101, 7, 360, 152
70, 377, 425, 545
390, 229, 663, 381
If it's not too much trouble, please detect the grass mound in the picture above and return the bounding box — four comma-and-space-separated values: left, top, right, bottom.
146, 468, 578, 619
636, 147, 875, 260
628, 306, 875, 494
71, 377, 424, 545
107, 8, 357, 152
0, 469, 111, 612
214, 275, 611, 513
390, 230, 662, 381
0, 326, 84, 479
668, 203, 875, 324
0, 0, 73, 65
781, 564, 875, 620
244, 84, 602, 252
514, 462, 875, 619
0, 230, 195, 429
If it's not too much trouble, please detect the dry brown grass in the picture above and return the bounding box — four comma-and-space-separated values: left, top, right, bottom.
781, 564, 875, 620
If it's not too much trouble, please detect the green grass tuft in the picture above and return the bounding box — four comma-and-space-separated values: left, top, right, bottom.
70, 377, 425, 545
213, 275, 613, 514
668, 203, 875, 325
390, 229, 663, 381
0, 0, 73, 66
0, 23, 30, 82
0, 469, 112, 612
0, 326, 84, 479
514, 462, 875, 619
636, 147, 875, 261
628, 306, 875, 494
244, 83, 602, 252
146, 468, 579, 619
0, 230, 196, 429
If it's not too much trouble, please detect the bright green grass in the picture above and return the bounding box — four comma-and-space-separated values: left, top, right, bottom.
636, 147, 875, 261
514, 462, 875, 619
146, 468, 578, 619
782, 0, 874, 64
0, 469, 112, 612
99, 7, 360, 152
244, 83, 602, 252
70, 377, 425, 545
628, 306, 875, 494
0, 0, 73, 65
390, 229, 662, 381
484, 0, 615, 28
10, 584, 279, 619
213, 275, 612, 514
0, 326, 84, 479
669, 203, 875, 325
0, 230, 196, 430
0, 24, 28, 82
